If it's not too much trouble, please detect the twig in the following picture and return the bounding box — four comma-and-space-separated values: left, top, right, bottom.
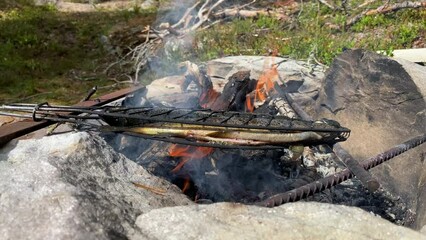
172, 1, 202, 29
81, 86, 97, 102
346, 1, 426, 29
297, 0, 304, 18
188, 0, 226, 32
317, 0, 336, 10
97, 81, 132, 90
354, 0, 377, 10
201, 19, 223, 30
132, 182, 167, 196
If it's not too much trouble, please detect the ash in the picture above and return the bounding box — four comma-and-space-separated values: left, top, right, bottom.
307, 153, 410, 225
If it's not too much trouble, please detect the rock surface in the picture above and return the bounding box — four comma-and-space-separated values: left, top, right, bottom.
0, 132, 192, 239
312, 49, 426, 229
134, 202, 425, 240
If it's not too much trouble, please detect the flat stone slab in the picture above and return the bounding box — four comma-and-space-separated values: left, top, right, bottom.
134, 202, 425, 240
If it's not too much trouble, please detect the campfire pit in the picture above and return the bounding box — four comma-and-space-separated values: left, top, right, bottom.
1, 56, 423, 224
1, 53, 425, 234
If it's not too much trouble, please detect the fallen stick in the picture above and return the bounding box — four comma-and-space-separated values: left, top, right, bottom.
346, 1, 426, 28
317, 0, 337, 10
132, 182, 167, 196
214, 9, 287, 20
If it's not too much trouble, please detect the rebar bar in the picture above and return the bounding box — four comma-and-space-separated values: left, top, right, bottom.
256, 133, 426, 207
273, 82, 380, 193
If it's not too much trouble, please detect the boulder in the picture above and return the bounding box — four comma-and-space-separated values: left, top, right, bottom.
0, 132, 192, 239
312, 49, 426, 229
134, 202, 424, 240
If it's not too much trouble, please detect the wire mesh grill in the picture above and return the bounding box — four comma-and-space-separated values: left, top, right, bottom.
0, 103, 351, 149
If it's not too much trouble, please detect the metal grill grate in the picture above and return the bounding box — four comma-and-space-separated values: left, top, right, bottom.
0, 103, 351, 149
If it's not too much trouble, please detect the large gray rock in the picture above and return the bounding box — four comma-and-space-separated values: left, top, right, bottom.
134, 202, 425, 240
312, 49, 426, 229
0, 132, 192, 240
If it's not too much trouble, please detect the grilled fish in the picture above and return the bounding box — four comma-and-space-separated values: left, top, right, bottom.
101, 117, 350, 147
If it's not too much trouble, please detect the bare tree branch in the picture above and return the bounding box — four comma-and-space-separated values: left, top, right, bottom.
346, 1, 426, 28
354, 0, 378, 10
317, 0, 336, 10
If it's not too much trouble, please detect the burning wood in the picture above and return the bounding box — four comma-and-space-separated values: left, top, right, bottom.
0, 58, 353, 205
245, 65, 280, 112
169, 145, 214, 173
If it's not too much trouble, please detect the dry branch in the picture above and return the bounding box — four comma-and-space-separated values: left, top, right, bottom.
112, 0, 290, 84
354, 0, 377, 10
214, 0, 287, 20
346, 1, 426, 28
214, 9, 287, 20
317, 0, 337, 10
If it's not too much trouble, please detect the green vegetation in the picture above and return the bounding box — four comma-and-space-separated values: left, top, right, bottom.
0, 2, 155, 104
195, 3, 426, 65
0, 0, 424, 104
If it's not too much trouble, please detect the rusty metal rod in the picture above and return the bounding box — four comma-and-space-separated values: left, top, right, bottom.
333, 144, 380, 192
273, 82, 380, 192
256, 133, 426, 207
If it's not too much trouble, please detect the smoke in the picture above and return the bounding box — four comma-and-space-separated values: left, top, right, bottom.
154, 0, 198, 25
102, 0, 310, 204
135, 0, 200, 83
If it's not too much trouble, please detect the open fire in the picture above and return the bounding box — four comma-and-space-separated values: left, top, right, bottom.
0, 57, 420, 224
100, 61, 352, 204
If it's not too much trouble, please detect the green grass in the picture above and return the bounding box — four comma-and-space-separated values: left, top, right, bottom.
194, 2, 426, 65
0, 1, 424, 104
0, 3, 156, 104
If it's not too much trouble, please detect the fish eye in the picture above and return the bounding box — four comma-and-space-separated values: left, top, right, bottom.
231, 83, 235, 86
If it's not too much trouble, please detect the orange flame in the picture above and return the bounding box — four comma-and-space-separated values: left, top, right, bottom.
246, 95, 254, 112
182, 177, 191, 193
246, 65, 279, 112
169, 144, 214, 173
